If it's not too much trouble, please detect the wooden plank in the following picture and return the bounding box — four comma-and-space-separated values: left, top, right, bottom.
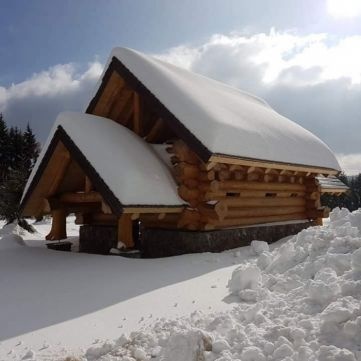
209, 155, 339, 176
320, 187, 348, 194
214, 197, 306, 214
122, 206, 184, 214
205, 213, 307, 230
211, 180, 306, 192
206, 190, 305, 199
223, 206, 305, 219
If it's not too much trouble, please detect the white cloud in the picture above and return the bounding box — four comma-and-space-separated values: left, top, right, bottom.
337, 154, 361, 175
0, 61, 103, 139
154, 31, 361, 165
156, 30, 361, 85
1, 30, 361, 175
327, 0, 361, 18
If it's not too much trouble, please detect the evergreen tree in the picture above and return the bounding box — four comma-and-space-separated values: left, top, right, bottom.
321, 173, 361, 211
8, 126, 24, 170
0, 118, 39, 230
23, 123, 40, 170
0, 114, 10, 184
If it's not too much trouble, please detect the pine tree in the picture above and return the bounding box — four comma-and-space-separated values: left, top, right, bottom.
0, 114, 10, 184
23, 123, 40, 171
0, 120, 39, 230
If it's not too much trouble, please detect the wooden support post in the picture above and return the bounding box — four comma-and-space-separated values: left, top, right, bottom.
46, 208, 67, 240
117, 214, 134, 249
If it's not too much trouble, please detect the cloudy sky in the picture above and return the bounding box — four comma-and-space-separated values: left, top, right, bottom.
1, 0, 361, 174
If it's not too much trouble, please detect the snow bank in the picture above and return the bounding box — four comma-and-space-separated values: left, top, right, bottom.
103, 47, 340, 170
76, 208, 361, 360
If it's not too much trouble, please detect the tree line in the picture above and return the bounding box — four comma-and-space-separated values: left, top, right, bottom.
321, 173, 361, 211
0, 113, 40, 228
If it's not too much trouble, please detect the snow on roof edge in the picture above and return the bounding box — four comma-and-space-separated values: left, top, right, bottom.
22, 112, 185, 210
92, 47, 341, 172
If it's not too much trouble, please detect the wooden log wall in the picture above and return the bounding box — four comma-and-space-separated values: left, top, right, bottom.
167, 140, 327, 230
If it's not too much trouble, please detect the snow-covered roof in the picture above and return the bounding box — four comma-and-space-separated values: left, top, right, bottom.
316, 176, 349, 191
95, 47, 340, 171
23, 112, 184, 209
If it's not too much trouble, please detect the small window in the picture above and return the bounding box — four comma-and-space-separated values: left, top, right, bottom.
226, 192, 240, 197
265, 192, 277, 198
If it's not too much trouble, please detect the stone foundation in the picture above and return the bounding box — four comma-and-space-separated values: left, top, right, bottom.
79, 221, 313, 257
79, 225, 117, 254
140, 221, 314, 258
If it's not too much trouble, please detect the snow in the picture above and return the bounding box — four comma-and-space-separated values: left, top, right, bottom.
23, 112, 184, 207
1, 208, 361, 360
99, 47, 341, 170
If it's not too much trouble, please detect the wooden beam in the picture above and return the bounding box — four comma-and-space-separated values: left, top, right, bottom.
122, 206, 184, 214
209, 155, 339, 176
211, 180, 305, 192
47, 152, 71, 196
221, 206, 305, 220
320, 188, 348, 194
117, 214, 134, 248
107, 88, 132, 121
144, 118, 163, 143
133, 92, 141, 135
85, 176, 92, 193
59, 191, 102, 203
205, 213, 307, 230
214, 197, 306, 214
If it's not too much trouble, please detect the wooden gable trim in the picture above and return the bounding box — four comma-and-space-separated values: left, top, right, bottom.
20, 126, 124, 217
86, 57, 212, 163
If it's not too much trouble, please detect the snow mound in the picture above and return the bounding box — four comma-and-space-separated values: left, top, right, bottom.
74, 207, 361, 360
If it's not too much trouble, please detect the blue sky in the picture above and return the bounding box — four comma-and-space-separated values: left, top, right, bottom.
2, 0, 360, 84
1, 0, 361, 173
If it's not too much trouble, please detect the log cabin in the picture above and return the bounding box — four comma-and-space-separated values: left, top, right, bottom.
20, 47, 348, 256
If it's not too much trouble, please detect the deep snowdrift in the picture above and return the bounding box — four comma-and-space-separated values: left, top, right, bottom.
0, 209, 360, 361
79, 208, 361, 361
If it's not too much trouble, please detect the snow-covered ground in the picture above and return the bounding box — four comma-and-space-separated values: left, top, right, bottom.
1, 209, 361, 360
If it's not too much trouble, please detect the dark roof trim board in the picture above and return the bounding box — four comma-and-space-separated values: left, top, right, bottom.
86, 57, 213, 163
